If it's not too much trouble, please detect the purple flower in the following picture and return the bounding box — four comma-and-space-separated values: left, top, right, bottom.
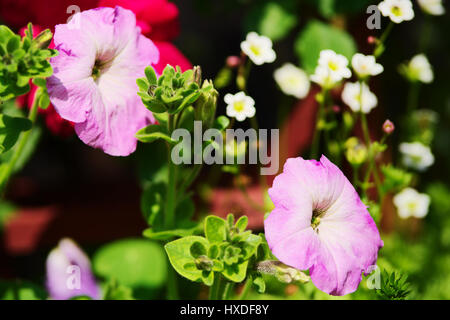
46, 238, 100, 300
264, 155, 383, 295
48, 6, 159, 156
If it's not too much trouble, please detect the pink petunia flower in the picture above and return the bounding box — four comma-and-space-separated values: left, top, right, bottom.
47, 6, 159, 156
264, 155, 383, 295
46, 238, 100, 300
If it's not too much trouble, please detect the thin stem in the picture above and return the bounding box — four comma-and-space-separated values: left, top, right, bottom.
238, 277, 253, 300
179, 164, 203, 195
406, 81, 420, 113
209, 275, 223, 300
221, 282, 234, 300
0, 91, 40, 193
374, 22, 394, 58
166, 267, 179, 300
165, 114, 178, 300
360, 112, 383, 199
310, 89, 327, 159
165, 115, 177, 229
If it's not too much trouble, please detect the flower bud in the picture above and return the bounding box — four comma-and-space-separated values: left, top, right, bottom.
32, 29, 53, 49
194, 80, 218, 128
367, 36, 377, 44
226, 55, 241, 68
382, 119, 395, 134
345, 137, 368, 166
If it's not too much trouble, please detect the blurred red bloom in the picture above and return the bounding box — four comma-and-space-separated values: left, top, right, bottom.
98, 0, 179, 41
0, 0, 97, 29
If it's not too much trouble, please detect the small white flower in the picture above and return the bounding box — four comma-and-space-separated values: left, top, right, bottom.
378, 0, 415, 23
310, 50, 351, 89
310, 66, 340, 89
240, 32, 276, 65
341, 82, 378, 113
274, 63, 310, 99
407, 54, 434, 83
418, 0, 445, 15
224, 92, 256, 122
351, 53, 384, 78
317, 49, 352, 80
393, 188, 430, 219
399, 141, 435, 171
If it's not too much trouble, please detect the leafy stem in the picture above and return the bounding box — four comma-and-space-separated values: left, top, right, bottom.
0, 91, 40, 193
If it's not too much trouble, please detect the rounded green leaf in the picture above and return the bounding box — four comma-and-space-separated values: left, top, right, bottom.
93, 238, 167, 297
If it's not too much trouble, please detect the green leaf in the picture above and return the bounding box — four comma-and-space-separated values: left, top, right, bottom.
204, 215, 228, 243
93, 238, 167, 299
136, 78, 149, 92
141, 98, 167, 113
38, 90, 50, 109
145, 66, 157, 85
170, 90, 202, 115
178, 106, 195, 131
190, 241, 208, 258
32, 77, 46, 88
294, 20, 357, 73
0, 279, 47, 300
222, 260, 248, 283
102, 279, 134, 300
142, 224, 201, 241
253, 275, 266, 293
245, 1, 297, 41
135, 124, 175, 144
213, 116, 230, 131
235, 216, 248, 233
165, 236, 214, 285
0, 114, 32, 154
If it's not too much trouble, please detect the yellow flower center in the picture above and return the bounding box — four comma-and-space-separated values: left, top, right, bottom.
391, 6, 402, 16
328, 61, 338, 71
233, 101, 245, 112
250, 44, 261, 56
407, 202, 417, 211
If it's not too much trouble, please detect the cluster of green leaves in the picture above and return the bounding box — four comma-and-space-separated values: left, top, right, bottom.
381, 165, 413, 194
0, 24, 57, 101
136, 65, 220, 144
165, 214, 267, 287
376, 271, 411, 300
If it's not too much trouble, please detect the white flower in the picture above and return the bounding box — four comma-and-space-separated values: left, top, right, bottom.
317, 49, 351, 80
310, 50, 351, 89
407, 54, 434, 83
378, 0, 415, 23
310, 66, 340, 89
351, 53, 384, 78
399, 141, 435, 171
274, 63, 310, 99
240, 32, 276, 65
342, 82, 378, 113
393, 188, 430, 219
224, 92, 256, 122
418, 0, 445, 15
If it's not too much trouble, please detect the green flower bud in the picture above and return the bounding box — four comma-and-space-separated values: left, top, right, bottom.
32, 29, 53, 50
194, 80, 218, 128
345, 137, 368, 166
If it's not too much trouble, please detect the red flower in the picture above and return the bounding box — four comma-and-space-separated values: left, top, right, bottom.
98, 0, 179, 41
153, 41, 192, 74
0, 0, 97, 29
